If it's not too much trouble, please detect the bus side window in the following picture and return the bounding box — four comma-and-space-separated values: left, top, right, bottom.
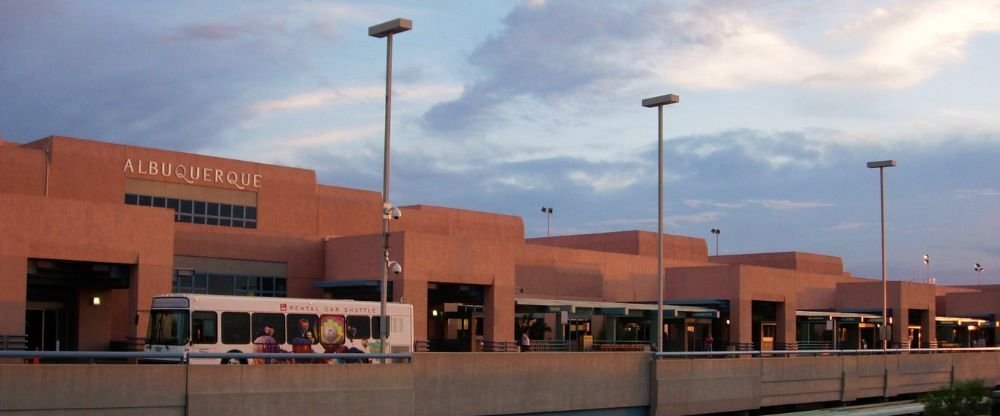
192, 311, 218, 344
251, 312, 286, 344
347, 316, 371, 340
287, 314, 318, 345
372, 316, 385, 339
221, 312, 251, 345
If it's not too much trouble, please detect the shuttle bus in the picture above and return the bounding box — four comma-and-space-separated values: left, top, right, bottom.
144, 294, 413, 364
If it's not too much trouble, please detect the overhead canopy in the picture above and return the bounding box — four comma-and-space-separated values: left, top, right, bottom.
515, 297, 719, 318
797, 310, 882, 322
936, 316, 990, 326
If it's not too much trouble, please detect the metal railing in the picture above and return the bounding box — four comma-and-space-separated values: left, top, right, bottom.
654, 346, 1000, 359
0, 334, 28, 351
0, 350, 412, 364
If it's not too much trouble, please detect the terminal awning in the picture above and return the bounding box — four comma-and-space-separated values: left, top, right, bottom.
515, 297, 719, 318
936, 316, 990, 326
797, 310, 882, 323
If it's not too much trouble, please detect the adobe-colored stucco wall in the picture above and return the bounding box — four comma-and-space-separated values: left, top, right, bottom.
0, 194, 174, 342
710, 251, 845, 276
527, 230, 709, 263
0, 144, 46, 197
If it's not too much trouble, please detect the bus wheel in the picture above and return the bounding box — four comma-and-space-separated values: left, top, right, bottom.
222, 352, 246, 365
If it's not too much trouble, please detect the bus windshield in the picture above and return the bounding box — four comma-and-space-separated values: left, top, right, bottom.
146, 309, 190, 346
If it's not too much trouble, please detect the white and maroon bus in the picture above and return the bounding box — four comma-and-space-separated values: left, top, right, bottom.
144, 294, 413, 364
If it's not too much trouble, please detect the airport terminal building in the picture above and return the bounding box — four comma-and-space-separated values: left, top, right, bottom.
1, 135, 998, 352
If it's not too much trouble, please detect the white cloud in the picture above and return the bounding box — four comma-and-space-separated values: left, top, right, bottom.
645, 1, 1000, 90
954, 188, 1000, 199
811, 0, 1000, 88
684, 199, 745, 209
590, 210, 722, 228
825, 222, 867, 232
750, 199, 835, 210
665, 211, 722, 227
252, 83, 463, 115
567, 169, 640, 193
656, 11, 828, 89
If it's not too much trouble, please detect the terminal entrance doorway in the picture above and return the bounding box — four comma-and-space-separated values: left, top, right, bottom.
25, 259, 131, 351
426, 283, 484, 352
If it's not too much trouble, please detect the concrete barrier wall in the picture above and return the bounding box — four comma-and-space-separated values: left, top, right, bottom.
652, 358, 761, 416
186, 363, 415, 416
413, 352, 650, 416
0, 365, 186, 415
4, 352, 1000, 416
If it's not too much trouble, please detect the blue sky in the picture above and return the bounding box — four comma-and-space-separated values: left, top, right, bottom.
3, 0, 999, 284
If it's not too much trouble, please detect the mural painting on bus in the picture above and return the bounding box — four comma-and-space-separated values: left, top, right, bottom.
319, 315, 346, 353
290, 318, 315, 353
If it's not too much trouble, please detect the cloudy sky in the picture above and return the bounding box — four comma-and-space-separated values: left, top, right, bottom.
3, 0, 999, 284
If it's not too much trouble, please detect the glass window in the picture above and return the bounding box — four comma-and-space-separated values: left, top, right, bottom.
193, 273, 208, 290
245, 221, 257, 229
193, 216, 206, 225
153, 197, 166, 207
252, 313, 286, 344
194, 201, 206, 215
178, 215, 192, 223
180, 200, 192, 214
275, 279, 287, 296
245, 207, 257, 220
207, 217, 219, 225
233, 220, 244, 228
124, 194, 138, 205
221, 312, 251, 344
220, 204, 232, 217
176, 274, 192, 290
233, 206, 245, 219
233, 275, 248, 295
347, 316, 371, 340
220, 219, 231, 227
145, 310, 190, 346
166, 198, 179, 210
287, 314, 318, 345
207, 202, 219, 216
192, 311, 218, 344
208, 274, 235, 295
138, 195, 152, 206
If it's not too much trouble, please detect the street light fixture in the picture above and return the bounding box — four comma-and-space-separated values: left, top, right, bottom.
867, 159, 896, 349
643, 93, 679, 353
922, 254, 930, 284
541, 207, 554, 237
974, 263, 985, 285
710, 228, 720, 256
370, 17, 411, 357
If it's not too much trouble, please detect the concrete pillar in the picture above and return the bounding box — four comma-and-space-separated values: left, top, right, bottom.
399, 279, 427, 342
0, 255, 27, 335
128, 263, 172, 343
891, 309, 908, 349
729, 299, 752, 349
483, 282, 514, 351
776, 301, 797, 350
920, 309, 937, 348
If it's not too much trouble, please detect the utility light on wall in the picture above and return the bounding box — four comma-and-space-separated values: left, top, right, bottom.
92, 296, 102, 306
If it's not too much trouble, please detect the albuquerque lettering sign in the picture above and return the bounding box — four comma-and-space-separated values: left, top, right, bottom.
123, 159, 261, 190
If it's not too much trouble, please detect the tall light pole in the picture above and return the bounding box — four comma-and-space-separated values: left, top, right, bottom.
710, 228, 720, 256
923, 254, 930, 284
370, 17, 411, 356
975, 263, 984, 285
541, 207, 553, 237
643, 93, 679, 353
868, 159, 896, 349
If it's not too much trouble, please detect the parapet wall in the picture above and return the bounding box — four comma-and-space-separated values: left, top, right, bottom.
2, 352, 999, 416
